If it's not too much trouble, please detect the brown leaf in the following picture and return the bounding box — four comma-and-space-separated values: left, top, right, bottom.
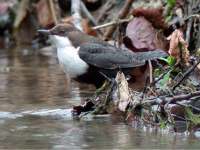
132, 7, 167, 30
36, 0, 54, 27
124, 17, 166, 52
82, 19, 97, 36
167, 29, 190, 65
115, 72, 131, 112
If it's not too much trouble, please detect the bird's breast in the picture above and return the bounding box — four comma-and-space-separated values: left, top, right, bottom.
57, 46, 89, 78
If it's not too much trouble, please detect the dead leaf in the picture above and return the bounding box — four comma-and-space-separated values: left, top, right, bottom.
124, 17, 166, 52
36, 0, 54, 27
132, 7, 167, 30
167, 29, 190, 65
115, 72, 131, 112
82, 19, 97, 36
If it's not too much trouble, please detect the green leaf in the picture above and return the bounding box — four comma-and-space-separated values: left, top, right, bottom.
160, 120, 167, 129
185, 107, 200, 125
159, 56, 176, 67
167, 56, 176, 66
167, 0, 176, 8
154, 68, 161, 77
159, 71, 171, 87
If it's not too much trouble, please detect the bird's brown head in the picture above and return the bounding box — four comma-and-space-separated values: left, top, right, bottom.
38, 23, 80, 37
38, 23, 81, 48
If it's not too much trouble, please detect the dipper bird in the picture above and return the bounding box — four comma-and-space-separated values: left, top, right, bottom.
38, 23, 167, 87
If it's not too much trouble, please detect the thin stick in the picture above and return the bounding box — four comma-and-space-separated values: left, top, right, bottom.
92, 18, 132, 30
71, 0, 82, 31
141, 76, 149, 99
176, 102, 200, 112
172, 59, 200, 90
142, 90, 200, 106
150, 68, 171, 86
184, 14, 200, 21
97, 0, 116, 23
80, 1, 98, 26
103, 0, 134, 40
48, 0, 58, 24
148, 60, 153, 84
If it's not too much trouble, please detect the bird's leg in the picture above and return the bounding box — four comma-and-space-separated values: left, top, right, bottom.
95, 72, 112, 96
95, 80, 109, 96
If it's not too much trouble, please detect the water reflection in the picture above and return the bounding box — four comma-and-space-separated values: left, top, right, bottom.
0, 46, 200, 149
0, 46, 94, 112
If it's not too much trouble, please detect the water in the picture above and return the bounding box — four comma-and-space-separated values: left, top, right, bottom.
0, 46, 200, 149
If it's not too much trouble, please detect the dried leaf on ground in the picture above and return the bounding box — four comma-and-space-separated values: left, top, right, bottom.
167, 29, 190, 65
115, 72, 131, 112
124, 17, 166, 52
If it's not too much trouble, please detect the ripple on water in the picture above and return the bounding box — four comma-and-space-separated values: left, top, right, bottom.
0, 108, 73, 120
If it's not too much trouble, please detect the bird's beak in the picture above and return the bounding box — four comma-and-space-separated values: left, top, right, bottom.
37, 29, 51, 35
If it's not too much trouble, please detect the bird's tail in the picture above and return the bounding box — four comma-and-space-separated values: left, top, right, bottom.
135, 49, 168, 61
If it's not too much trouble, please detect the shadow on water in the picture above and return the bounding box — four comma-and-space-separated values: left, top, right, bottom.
0, 46, 200, 149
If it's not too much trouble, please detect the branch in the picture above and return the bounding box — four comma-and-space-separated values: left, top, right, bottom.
143, 91, 200, 105
80, 1, 97, 26
103, 0, 134, 40
92, 18, 132, 30
96, 0, 116, 23
71, 0, 82, 31
172, 59, 200, 90
48, 0, 58, 24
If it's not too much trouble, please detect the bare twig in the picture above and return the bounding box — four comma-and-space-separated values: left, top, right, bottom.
142, 90, 200, 106
184, 14, 200, 21
176, 101, 200, 112
166, 91, 200, 104
148, 60, 153, 84
150, 68, 172, 86
103, 0, 134, 40
97, 0, 116, 23
141, 76, 149, 99
71, 0, 82, 31
172, 59, 200, 90
80, 1, 98, 26
92, 18, 132, 30
48, 0, 58, 24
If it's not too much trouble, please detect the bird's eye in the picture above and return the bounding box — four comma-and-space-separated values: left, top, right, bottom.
60, 30, 65, 33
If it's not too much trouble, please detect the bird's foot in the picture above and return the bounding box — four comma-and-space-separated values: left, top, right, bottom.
95, 80, 109, 96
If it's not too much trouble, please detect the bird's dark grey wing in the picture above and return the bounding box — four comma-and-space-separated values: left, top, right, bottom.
79, 43, 144, 69
79, 43, 167, 69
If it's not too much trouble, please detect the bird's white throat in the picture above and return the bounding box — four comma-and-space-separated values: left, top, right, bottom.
50, 35, 89, 78
50, 35, 72, 48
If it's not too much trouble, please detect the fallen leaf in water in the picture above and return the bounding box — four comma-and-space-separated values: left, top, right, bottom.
167, 29, 190, 65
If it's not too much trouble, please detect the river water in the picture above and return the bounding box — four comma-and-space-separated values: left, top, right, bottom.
0, 46, 200, 149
